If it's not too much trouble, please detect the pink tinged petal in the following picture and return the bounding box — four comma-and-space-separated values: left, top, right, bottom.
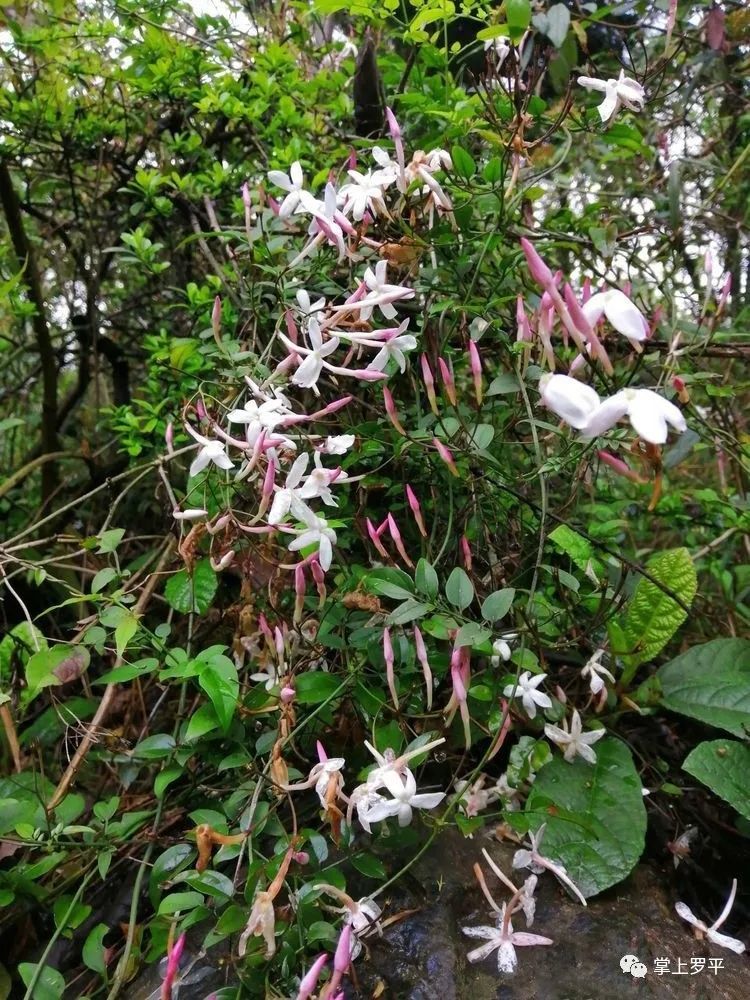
334, 924, 352, 973
675, 901, 703, 928
497, 939, 518, 973
268, 169, 293, 191
707, 929, 746, 954
577, 75, 608, 94
511, 932, 553, 947
466, 939, 503, 964
433, 437, 459, 476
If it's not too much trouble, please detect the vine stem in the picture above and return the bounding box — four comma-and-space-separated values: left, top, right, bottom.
22, 870, 95, 1000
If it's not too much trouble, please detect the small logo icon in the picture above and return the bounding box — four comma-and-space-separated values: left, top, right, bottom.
620, 954, 648, 978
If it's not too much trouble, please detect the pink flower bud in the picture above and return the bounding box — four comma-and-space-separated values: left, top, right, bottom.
294, 563, 306, 623
432, 437, 459, 477
241, 182, 252, 210
414, 626, 433, 711
211, 550, 235, 571
460, 535, 472, 572
285, 308, 298, 344
296, 953, 327, 1000
468, 340, 483, 404
597, 450, 646, 484
520, 237, 554, 288
405, 484, 427, 537
385, 106, 401, 139
366, 517, 390, 559
703, 250, 713, 277
292, 850, 309, 865
310, 558, 326, 605
420, 354, 439, 415
334, 924, 352, 974
161, 932, 186, 1000
212, 296, 222, 339
258, 613, 273, 648
438, 357, 457, 406
383, 385, 406, 436
195, 399, 207, 422
672, 376, 690, 404
387, 513, 414, 569
717, 274, 731, 312
316, 740, 328, 763
347, 147, 357, 170
280, 685, 296, 704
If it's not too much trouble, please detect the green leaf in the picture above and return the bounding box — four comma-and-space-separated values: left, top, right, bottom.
295, 672, 343, 705
545, 3, 570, 47
365, 567, 415, 600
481, 588, 515, 621
199, 661, 239, 731
657, 639, 750, 737
91, 567, 118, 594
82, 923, 108, 975
132, 733, 175, 759
548, 524, 601, 579
609, 548, 697, 681
524, 738, 647, 898
115, 612, 139, 658
386, 598, 432, 625
445, 567, 474, 611
25, 646, 90, 700
18, 964, 65, 1000
454, 622, 491, 648
505, 0, 531, 42
351, 853, 387, 879
97, 528, 125, 554
158, 891, 204, 915
164, 559, 218, 614
415, 558, 439, 599
155, 766, 183, 800
683, 739, 750, 821
451, 144, 475, 180
185, 703, 220, 741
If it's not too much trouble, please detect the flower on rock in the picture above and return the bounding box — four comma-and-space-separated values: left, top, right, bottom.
503, 671, 552, 720
675, 878, 746, 954
577, 70, 646, 125
463, 904, 553, 975
582, 387, 687, 444
544, 709, 606, 764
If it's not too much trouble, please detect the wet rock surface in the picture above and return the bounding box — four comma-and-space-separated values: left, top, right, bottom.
356, 829, 750, 1000
125, 829, 750, 999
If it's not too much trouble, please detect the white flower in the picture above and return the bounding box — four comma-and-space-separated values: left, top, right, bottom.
577, 69, 646, 125
267, 161, 306, 217
581, 649, 615, 696
172, 508, 209, 521
544, 710, 606, 764
250, 660, 281, 691
357, 260, 415, 321
310, 758, 346, 810
491, 635, 516, 666
675, 879, 745, 954
279, 318, 340, 394
581, 387, 687, 444
538, 373, 601, 430
338, 170, 388, 221
268, 453, 312, 525
286, 507, 337, 571
582, 289, 649, 343
371, 146, 400, 188
322, 434, 355, 455
503, 671, 552, 720
366, 322, 417, 373
454, 775, 501, 817
359, 768, 445, 827
462, 906, 553, 974
484, 37, 510, 67
296, 288, 326, 316
186, 427, 235, 478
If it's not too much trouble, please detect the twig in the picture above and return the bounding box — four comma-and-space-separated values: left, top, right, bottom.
46, 537, 176, 812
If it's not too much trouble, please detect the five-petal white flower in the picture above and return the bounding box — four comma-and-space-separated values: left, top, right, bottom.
577, 70, 646, 125
503, 671, 552, 720
359, 768, 445, 827
544, 709, 606, 764
463, 906, 553, 974
581, 387, 687, 444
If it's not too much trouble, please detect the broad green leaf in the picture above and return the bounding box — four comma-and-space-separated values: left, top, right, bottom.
524, 738, 647, 898
295, 672, 343, 705
454, 622, 491, 648
82, 923, 108, 975
18, 964, 65, 1000
548, 524, 601, 579
199, 661, 239, 731
149, 844, 195, 908
132, 733, 175, 759
91, 567, 118, 593
481, 588, 515, 621
609, 548, 697, 680
415, 558, 439, 599
505, 0, 531, 42
445, 567, 474, 611
364, 567, 415, 600
451, 144, 475, 180
115, 612, 139, 658
25, 646, 89, 699
165, 559, 217, 614
657, 639, 750, 737
545, 3, 570, 47
386, 598, 432, 625
683, 739, 750, 821
185, 703, 220, 741
158, 890, 204, 915
155, 765, 183, 800
0, 622, 47, 680
351, 853, 387, 879
97, 528, 125, 554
